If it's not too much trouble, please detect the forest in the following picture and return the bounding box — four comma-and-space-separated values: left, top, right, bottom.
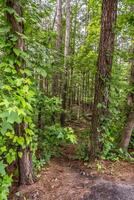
0, 0, 134, 199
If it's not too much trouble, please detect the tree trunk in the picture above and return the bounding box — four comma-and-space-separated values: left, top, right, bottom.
52, 0, 62, 96
18, 148, 33, 185
90, 0, 118, 160
120, 47, 134, 151
6, 0, 34, 185
60, 0, 71, 126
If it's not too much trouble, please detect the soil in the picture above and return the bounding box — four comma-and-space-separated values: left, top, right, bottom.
9, 120, 134, 200
9, 154, 134, 200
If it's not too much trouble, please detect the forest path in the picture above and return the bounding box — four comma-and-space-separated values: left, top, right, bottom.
12, 155, 134, 200
11, 120, 134, 200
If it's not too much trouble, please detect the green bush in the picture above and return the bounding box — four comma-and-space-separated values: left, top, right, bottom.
0, 161, 12, 200
37, 124, 77, 161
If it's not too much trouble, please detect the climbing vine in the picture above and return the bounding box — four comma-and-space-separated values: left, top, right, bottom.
0, 0, 36, 197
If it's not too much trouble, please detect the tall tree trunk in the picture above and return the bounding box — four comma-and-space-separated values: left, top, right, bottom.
52, 0, 62, 96
60, 0, 71, 126
51, 0, 62, 124
6, 0, 34, 185
69, 0, 78, 111
90, 0, 118, 160
120, 47, 134, 151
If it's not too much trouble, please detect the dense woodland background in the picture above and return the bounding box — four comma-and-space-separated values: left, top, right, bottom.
0, 0, 134, 199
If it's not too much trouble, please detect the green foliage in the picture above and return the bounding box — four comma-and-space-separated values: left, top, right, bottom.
38, 124, 77, 160
0, 161, 12, 200
75, 143, 89, 161
0, 1, 36, 198
75, 129, 89, 161
129, 132, 134, 149
35, 93, 62, 126
32, 125, 77, 175
32, 155, 46, 175
101, 148, 134, 162
99, 44, 131, 160
0, 0, 134, 199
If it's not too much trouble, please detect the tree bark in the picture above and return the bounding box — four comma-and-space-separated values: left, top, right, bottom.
120, 47, 134, 151
52, 0, 62, 96
90, 0, 118, 160
6, 0, 34, 185
60, 0, 71, 126
16, 123, 34, 185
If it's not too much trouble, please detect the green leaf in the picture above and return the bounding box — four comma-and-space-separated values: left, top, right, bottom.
0, 111, 9, 119
4, 7, 15, 14
97, 103, 103, 109
25, 128, 34, 136
15, 78, 23, 86
1, 122, 12, 134
13, 48, 21, 56
6, 132, 14, 139
6, 149, 16, 164
0, 26, 10, 33
66, 134, 77, 144
1, 146, 7, 153
7, 112, 22, 124
0, 99, 10, 107
18, 152, 23, 158
25, 136, 32, 145
0, 161, 6, 176
17, 137, 25, 146
2, 85, 12, 91
36, 68, 47, 77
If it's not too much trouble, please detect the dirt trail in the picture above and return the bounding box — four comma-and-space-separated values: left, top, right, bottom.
10, 156, 95, 199
10, 120, 134, 200
10, 155, 134, 200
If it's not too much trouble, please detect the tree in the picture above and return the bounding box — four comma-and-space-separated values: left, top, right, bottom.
1, 0, 134, 198
6, 0, 34, 185
52, 0, 62, 97
90, 0, 118, 160
120, 45, 134, 151
60, 0, 71, 126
